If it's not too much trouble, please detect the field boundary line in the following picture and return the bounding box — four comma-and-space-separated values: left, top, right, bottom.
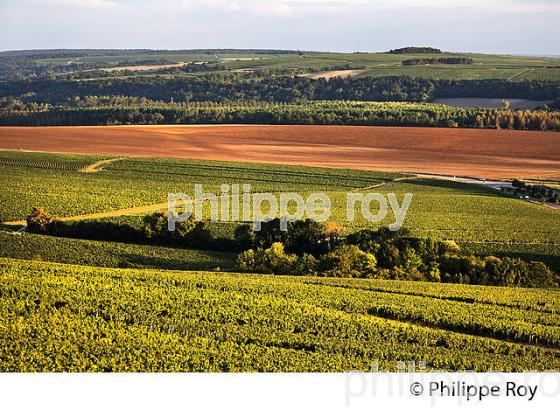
359, 306, 560, 354
304, 281, 559, 315
509, 68, 533, 81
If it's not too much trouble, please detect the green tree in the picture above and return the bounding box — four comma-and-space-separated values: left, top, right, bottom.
320, 245, 377, 278
286, 219, 328, 256
521, 262, 558, 288
234, 224, 254, 250
236, 243, 297, 275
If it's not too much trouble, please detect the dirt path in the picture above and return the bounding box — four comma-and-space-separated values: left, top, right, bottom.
3, 191, 267, 227
3, 202, 172, 227
79, 157, 126, 173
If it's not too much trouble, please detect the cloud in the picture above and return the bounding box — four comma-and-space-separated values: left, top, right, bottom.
290, 0, 560, 13
30, 0, 117, 8
247, 0, 295, 17
1, 0, 558, 53
181, 0, 296, 17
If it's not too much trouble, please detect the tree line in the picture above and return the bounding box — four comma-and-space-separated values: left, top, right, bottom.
388, 47, 443, 54
2, 100, 559, 131
25, 208, 558, 288
402, 58, 473, 65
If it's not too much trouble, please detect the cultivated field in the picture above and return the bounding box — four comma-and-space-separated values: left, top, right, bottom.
1, 125, 560, 179
1, 258, 558, 372
1, 147, 559, 372
300, 69, 368, 80
99, 63, 189, 72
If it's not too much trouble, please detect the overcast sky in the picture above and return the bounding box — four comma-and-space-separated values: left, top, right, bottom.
0, 0, 559, 54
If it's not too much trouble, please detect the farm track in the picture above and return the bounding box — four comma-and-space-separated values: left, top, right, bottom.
3, 175, 386, 227
2, 192, 271, 228
1, 125, 560, 179
79, 157, 126, 173
2, 201, 173, 227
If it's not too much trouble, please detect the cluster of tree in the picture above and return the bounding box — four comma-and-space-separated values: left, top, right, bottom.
0, 96, 50, 111
2, 76, 558, 105
158, 62, 226, 75
236, 220, 559, 288
0, 49, 166, 59
63, 95, 153, 107
25, 209, 558, 288
0, 56, 115, 80
474, 109, 560, 131
402, 58, 473, 65
388, 47, 443, 54
0, 56, 51, 80
2, 101, 559, 130
511, 180, 560, 203
25, 208, 239, 251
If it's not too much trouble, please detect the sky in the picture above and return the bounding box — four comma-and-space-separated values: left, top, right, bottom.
0, 0, 559, 54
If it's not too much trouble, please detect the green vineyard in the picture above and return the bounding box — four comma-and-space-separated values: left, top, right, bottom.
0, 258, 558, 372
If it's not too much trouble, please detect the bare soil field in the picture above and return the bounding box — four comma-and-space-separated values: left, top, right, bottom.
1, 125, 559, 179
301, 69, 368, 80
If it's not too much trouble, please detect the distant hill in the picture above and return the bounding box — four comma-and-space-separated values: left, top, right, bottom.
0, 49, 304, 58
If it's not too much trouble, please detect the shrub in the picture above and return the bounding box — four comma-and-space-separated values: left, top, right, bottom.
141, 212, 168, 239
254, 219, 288, 249
26, 207, 53, 234
141, 212, 212, 247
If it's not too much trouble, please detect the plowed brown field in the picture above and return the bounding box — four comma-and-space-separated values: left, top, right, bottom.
1, 125, 559, 178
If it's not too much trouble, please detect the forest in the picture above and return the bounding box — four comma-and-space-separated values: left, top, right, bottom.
1, 99, 559, 130
1, 76, 557, 105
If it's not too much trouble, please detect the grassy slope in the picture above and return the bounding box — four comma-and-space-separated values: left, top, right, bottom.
1, 257, 558, 372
